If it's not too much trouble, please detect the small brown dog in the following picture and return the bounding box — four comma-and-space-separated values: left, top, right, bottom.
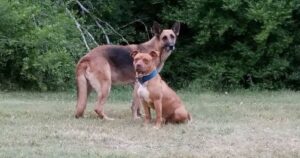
131, 50, 191, 128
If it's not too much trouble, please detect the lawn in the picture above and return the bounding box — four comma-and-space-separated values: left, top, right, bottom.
0, 88, 299, 158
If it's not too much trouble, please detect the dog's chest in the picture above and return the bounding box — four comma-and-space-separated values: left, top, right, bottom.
137, 83, 151, 103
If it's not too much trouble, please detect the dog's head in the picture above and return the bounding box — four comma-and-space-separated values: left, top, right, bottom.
131, 50, 159, 75
152, 22, 180, 52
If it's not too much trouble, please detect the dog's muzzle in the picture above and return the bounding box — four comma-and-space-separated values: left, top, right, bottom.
165, 45, 175, 52
169, 45, 175, 51
135, 65, 144, 73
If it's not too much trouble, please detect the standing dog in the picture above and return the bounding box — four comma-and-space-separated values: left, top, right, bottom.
75, 22, 180, 119
132, 50, 191, 128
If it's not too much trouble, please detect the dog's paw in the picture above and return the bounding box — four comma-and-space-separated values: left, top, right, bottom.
133, 116, 142, 120
143, 121, 151, 127
75, 114, 83, 119
103, 116, 115, 121
153, 125, 161, 129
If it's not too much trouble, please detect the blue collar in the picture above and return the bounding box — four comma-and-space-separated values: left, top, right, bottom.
137, 69, 158, 84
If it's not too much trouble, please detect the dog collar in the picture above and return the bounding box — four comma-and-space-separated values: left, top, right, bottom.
137, 69, 158, 84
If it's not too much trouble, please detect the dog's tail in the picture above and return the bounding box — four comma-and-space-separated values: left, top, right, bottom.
75, 59, 89, 118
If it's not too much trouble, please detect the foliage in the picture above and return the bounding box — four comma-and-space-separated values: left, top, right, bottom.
0, 0, 84, 90
162, 0, 300, 90
0, 0, 300, 91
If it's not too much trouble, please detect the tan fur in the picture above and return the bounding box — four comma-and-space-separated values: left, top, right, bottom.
133, 51, 191, 128
75, 22, 181, 119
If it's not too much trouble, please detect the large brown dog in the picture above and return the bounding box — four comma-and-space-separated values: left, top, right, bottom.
75, 22, 180, 119
132, 50, 191, 128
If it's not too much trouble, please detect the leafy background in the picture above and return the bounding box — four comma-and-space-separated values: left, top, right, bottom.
0, 0, 299, 91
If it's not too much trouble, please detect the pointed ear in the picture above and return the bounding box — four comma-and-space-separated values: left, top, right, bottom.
172, 22, 180, 36
151, 21, 162, 37
131, 50, 139, 58
149, 51, 159, 59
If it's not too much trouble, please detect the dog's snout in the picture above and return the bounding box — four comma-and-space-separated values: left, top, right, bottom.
136, 63, 142, 68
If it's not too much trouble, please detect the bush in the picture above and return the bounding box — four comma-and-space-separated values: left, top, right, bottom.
162, 0, 300, 90
1, 0, 300, 91
0, 1, 84, 90
21, 49, 75, 91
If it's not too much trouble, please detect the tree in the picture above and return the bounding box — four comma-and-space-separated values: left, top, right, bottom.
162, 0, 300, 90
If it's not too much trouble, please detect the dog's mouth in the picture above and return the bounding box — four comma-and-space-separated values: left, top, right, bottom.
135, 66, 146, 74
165, 45, 175, 52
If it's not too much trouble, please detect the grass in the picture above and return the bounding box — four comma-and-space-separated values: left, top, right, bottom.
0, 88, 300, 158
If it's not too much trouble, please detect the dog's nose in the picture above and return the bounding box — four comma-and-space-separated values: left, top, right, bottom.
136, 64, 142, 69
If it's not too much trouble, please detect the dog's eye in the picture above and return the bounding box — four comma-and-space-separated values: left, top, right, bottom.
170, 34, 175, 39
143, 59, 149, 64
162, 36, 167, 41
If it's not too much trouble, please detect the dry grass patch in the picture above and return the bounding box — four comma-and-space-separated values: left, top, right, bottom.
0, 90, 299, 157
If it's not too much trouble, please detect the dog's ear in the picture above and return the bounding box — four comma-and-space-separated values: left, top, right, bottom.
149, 51, 159, 59
152, 21, 162, 37
172, 22, 180, 36
131, 50, 139, 58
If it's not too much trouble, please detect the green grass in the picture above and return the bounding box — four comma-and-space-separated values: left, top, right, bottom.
0, 89, 300, 158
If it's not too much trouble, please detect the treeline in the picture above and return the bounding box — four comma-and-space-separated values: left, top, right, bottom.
0, 0, 299, 91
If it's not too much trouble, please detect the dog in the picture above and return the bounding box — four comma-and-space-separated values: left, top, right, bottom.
132, 50, 191, 128
75, 22, 180, 119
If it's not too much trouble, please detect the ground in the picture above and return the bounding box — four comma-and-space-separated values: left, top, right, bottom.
0, 88, 299, 158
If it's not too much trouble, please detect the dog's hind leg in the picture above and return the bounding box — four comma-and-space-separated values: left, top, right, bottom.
86, 61, 113, 120
167, 106, 190, 123
94, 78, 113, 120
75, 62, 91, 118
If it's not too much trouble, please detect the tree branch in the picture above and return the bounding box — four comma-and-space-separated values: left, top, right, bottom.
97, 19, 129, 44
95, 21, 111, 44
82, 28, 98, 46
76, 0, 128, 44
76, 0, 90, 13
76, 0, 110, 44
118, 19, 150, 40
66, 8, 90, 51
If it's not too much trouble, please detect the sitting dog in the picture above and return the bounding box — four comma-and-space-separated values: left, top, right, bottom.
131, 50, 191, 128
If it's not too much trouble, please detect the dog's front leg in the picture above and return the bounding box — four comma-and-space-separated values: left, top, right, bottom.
153, 99, 163, 129
142, 100, 151, 125
131, 83, 143, 119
